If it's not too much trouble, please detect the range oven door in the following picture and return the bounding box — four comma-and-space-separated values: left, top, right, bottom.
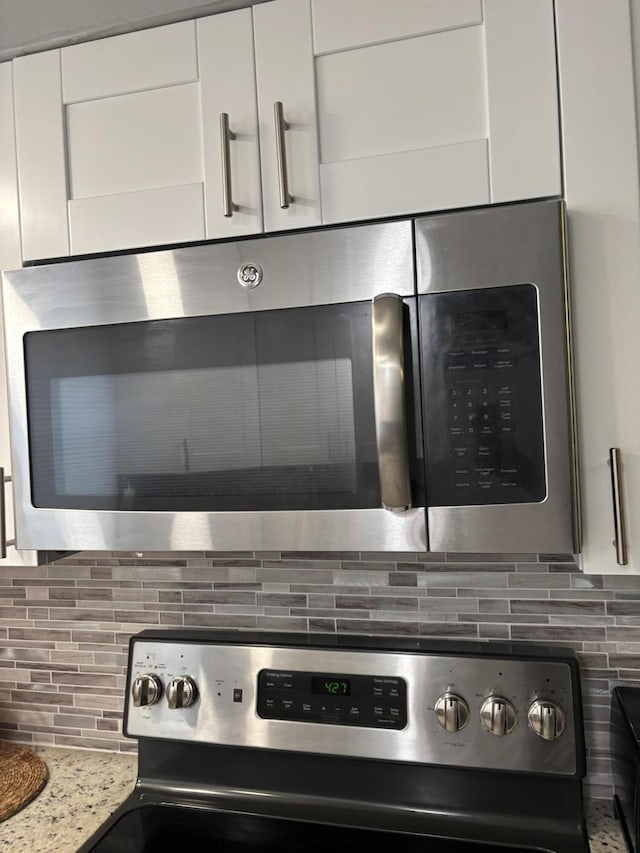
78, 801, 548, 853
3, 220, 425, 552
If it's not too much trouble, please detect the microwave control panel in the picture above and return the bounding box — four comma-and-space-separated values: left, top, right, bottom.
420, 284, 546, 507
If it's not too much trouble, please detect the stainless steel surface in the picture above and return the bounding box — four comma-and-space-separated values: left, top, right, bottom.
609, 447, 628, 565
219, 112, 236, 218
434, 692, 469, 733
2, 219, 420, 552
528, 699, 566, 741
416, 200, 579, 554
2, 201, 577, 555
132, 673, 163, 707
166, 675, 198, 709
274, 101, 292, 209
480, 696, 517, 736
372, 294, 412, 512
125, 640, 578, 776
0, 469, 15, 559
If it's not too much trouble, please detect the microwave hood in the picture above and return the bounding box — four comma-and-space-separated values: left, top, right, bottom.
1, 200, 579, 554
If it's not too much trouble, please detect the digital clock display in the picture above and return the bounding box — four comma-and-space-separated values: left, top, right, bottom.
311, 676, 351, 696
450, 309, 508, 333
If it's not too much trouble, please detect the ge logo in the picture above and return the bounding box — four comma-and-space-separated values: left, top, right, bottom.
237, 262, 263, 289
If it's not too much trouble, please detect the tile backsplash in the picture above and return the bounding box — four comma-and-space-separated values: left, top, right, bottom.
1, 549, 639, 801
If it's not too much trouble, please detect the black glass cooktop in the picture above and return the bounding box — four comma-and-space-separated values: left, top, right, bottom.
84, 803, 539, 853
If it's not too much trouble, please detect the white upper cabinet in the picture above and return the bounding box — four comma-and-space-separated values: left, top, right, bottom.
13, 10, 262, 259
555, 0, 640, 574
253, 0, 322, 231
11, 0, 561, 260
308, 0, 561, 224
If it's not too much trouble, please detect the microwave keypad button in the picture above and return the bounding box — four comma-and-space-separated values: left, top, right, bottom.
493, 357, 516, 370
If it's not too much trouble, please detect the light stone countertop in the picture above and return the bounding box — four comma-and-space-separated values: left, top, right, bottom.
0, 746, 137, 852
0, 746, 629, 852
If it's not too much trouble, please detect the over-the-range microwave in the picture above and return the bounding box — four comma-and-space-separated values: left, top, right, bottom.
1, 200, 579, 554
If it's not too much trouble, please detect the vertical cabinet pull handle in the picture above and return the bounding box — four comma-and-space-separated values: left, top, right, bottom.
1, 468, 16, 559
372, 295, 412, 512
220, 113, 236, 218
274, 101, 293, 209
609, 448, 628, 565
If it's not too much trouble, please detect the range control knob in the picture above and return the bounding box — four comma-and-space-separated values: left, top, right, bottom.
131, 673, 163, 707
528, 700, 566, 741
167, 676, 198, 710
434, 693, 470, 732
480, 696, 517, 736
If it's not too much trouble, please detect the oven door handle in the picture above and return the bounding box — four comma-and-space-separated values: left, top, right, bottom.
372, 294, 412, 512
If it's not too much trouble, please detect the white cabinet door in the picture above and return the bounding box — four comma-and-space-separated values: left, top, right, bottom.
253, 0, 322, 232
0, 62, 39, 567
556, 0, 640, 574
13, 11, 261, 260
308, 0, 561, 224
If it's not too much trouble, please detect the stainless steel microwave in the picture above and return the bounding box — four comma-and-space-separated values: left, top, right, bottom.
1, 200, 579, 554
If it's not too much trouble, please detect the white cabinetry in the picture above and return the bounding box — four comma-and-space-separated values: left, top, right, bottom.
556, 0, 640, 574
305, 0, 561, 224
0, 62, 38, 566
12, 0, 561, 261
13, 11, 263, 259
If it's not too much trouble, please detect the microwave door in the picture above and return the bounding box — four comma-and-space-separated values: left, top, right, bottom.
5, 218, 427, 552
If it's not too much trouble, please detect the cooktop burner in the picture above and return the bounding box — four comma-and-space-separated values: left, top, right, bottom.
78, 630, 589, 853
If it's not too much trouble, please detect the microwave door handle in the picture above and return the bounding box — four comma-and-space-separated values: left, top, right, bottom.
1, 468, 16, 559
372, 294, 412, 512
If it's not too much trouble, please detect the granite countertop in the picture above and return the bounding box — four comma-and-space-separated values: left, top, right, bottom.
0, 746, 629, 852
0, 746, 137, 852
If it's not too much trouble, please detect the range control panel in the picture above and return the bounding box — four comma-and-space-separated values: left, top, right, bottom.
257, 670, 407, 729
124, 637, 580, 776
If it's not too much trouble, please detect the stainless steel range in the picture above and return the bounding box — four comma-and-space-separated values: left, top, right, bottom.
78, 630, 588, 852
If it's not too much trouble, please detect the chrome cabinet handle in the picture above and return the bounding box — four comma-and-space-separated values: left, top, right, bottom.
274, 101, 293, 209
372, 294, 412, 512
0, 468, 16, 559
220, 113, 236, 218
609, 448, 628, 565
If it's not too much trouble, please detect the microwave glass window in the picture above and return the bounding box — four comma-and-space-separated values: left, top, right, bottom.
49, 361, 357, 498
24, 304, 381, 511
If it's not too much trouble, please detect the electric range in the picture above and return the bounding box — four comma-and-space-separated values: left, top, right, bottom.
78, 629, 588, 852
